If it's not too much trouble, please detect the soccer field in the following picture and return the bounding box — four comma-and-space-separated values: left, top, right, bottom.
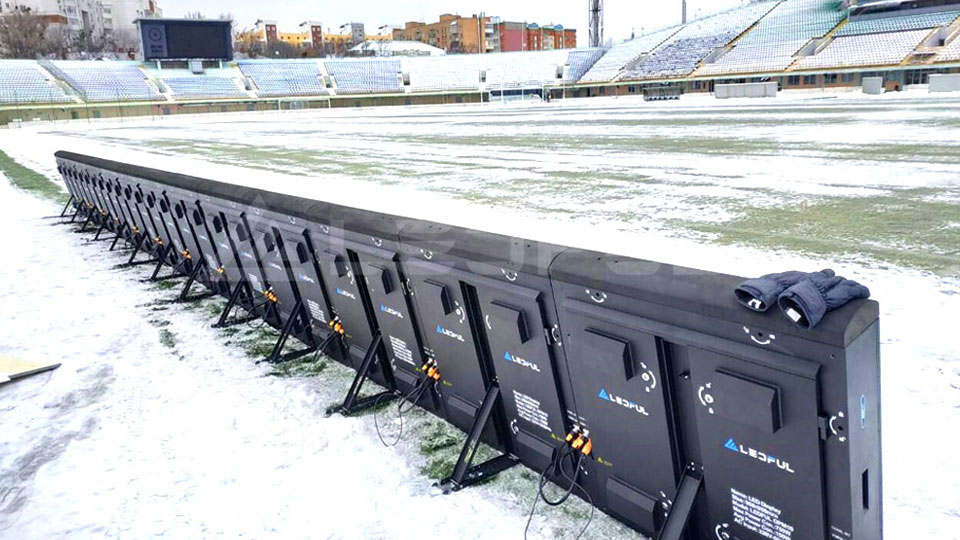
2, 92, 959, 538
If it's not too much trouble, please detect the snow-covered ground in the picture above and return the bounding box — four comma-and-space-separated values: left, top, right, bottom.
0, 177, 626, 539
1, 92, 959, 538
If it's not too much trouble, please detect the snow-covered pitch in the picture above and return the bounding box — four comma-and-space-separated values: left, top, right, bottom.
1, 91, 959, 539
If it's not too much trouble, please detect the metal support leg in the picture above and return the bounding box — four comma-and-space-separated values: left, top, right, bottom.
127, 243, 141, 264
262, 300, 317, 364
59, 196, 74, 217
93, 221, 106, 240
439, 384, 519, 492
175, 261, 214, 303
326, 332, 396, 416
213, 279, 259, 328
655, 465, 704, 540
149, 245, 172, 281
109, 231, 122, 251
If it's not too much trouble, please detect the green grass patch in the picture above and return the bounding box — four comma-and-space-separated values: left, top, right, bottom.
419, 422, 461, 455
0, 149, 68, 204
681, 188, 960, 276
159, 329, 177, 349
420, 455, 458, 481
152, 279, 179, 291
267, 355, 328, 378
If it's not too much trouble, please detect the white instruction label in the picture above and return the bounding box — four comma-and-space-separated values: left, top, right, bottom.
513, 390, 550, 432
248, 274, 263, 293
731, 488, 795, 540
389, 335, 415, 366
306, 299, 326, 323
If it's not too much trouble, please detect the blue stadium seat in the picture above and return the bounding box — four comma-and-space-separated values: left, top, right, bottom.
238, 61, 328, 97
0, 62, 73, 104
325, 59, 401, 94
698, 0, 848, 76
837, 10, 960, 37
47, 61, 160, 102
164, 77, 246, 99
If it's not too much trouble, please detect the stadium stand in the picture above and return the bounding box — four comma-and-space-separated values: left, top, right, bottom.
484, 50, 569, 88
795, 29, 929, 69
7, 2, 960, 121
238, 61, 327, 97
325, 59, 401, 94
836, 10, 960, 37
0, 62, 73, 104
698, 0, 847, 76
625, 2, 778, 79
163, 77, 246, 99
45, 61, 160, 102
936, 33, 960, 62
562, 49, 606, 83
579, 26, 682, 83
405, 55, 482, 92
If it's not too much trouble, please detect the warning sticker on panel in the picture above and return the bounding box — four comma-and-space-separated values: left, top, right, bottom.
731, 488, 795, 540
389, 335, 415, 366
513, 390, 550, 432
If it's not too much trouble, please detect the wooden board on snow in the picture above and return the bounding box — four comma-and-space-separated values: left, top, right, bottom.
0, 356, 60, 385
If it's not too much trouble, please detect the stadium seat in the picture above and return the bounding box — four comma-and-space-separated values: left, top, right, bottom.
0, 62, 73, 104
164, 76, 246, 100
580, 27, 681, 83
484, 50, 569, 89
625, 2, 778, 79
405, 55, 482, 92
697, 0, 847, 76
324, 59, 401, 94
795, 29, 930, 69
936, 33, 960, 62
238, 61, 328, 97
836, 10, 960, 37
46, 61, 160, 102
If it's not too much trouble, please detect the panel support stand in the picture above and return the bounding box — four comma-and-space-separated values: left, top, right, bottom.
326, 332, 395, 416
656, 465, 703, 540
439, 384, 519, 492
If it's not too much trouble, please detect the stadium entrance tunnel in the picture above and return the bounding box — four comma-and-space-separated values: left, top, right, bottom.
52, 150, 884, 540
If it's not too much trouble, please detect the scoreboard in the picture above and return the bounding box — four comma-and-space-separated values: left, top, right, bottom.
137, 19, 233, 61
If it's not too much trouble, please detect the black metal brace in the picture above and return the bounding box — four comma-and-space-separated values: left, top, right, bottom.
655, 464, 704, 540
439, 384, 519, 492
212, 278, 260, 328
261, 299, 317, 364
326, 331, 397, 416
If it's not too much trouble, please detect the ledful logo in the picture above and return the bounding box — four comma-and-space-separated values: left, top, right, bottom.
504, 351, 540, 373
436, 324, 465, 342
335, 288, 356, 300
380, 304, 404, 319
724, 438, 795, 474
598, 388, 649, 416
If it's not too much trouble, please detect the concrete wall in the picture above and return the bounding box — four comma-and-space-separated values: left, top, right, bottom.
929, 73, 960, 93
862, 77, 884, 95
715, 82, 777, 99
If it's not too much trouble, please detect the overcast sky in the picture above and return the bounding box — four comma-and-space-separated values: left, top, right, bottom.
157, 0, 750, 43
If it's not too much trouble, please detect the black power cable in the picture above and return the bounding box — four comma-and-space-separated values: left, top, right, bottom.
524, 443, 593, 540
374, 376, 433, 448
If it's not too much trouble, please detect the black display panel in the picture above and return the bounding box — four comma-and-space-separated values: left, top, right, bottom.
139, 19, 233, 61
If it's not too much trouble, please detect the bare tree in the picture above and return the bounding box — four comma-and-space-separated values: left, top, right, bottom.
44, 25, 71, 59
264, 40, 297, 59
72, 29, 107, 57
0, 11, 50, 58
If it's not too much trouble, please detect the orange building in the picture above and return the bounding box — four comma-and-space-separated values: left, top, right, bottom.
395, 15, 576, 54
393, 14, 495, 54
